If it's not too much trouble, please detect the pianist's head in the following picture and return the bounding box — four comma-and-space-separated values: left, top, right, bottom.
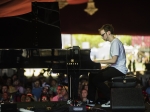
98, 24, 114, 42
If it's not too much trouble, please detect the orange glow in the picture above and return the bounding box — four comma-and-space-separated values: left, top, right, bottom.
0, 0, 88, 17
0, 0, 56, 17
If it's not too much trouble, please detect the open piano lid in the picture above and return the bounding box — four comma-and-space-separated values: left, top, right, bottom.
0, 2, 62, 49
0, 2, 62, 69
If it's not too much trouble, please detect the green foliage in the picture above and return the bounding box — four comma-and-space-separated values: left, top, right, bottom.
72, 34, 104, 48
116, 35, 132, 45
72, 34, 132, 48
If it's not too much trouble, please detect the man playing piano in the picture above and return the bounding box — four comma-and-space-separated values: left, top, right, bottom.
87, 24, 128, 107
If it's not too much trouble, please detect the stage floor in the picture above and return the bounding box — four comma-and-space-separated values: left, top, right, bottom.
16, 101, 150, 112
94, 102, 150, 112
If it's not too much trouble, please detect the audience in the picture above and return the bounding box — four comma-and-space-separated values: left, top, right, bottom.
1, 69, 149, 106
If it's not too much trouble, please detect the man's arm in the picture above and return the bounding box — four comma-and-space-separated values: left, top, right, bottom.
99, 55, 118, 64
98, 55, 118, 69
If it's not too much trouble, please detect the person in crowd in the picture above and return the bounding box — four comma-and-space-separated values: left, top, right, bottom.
40, 95, 50, 102
87, 24, 128, 107
0, 85, 10, 102
78, 77, 88, 98
6, 77, 16, 94
50, 79, 58, 96
43, 84, 51, 94
39, 76, 47, 87
0, 84, 14, 103
12, 78, 25, 102
25, 86, 37, 101
32, 79, 42, 101
25, 94, 35, 102
39, 87, 51, 101
20, 94, 26, 102
41, 87, 49, 95
61, 86, 68, 101
13, 78, 25, 94
11, 74, 18, 82
52, 85, 63, 101
1, 85, 9, 94
80, 89, 89, 104
0, 92, 10, 103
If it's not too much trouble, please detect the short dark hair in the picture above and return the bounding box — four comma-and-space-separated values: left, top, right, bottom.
99, 24, 114, 34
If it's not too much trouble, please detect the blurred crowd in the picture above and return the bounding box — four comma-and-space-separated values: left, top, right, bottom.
0, 70, 90, 104
0, 69, 150, 104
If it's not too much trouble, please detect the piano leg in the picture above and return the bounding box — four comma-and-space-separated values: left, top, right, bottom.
67, 73, 80, 105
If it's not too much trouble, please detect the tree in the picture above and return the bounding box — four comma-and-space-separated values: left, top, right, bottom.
116, 35, 132, 45
72, 34, 104, 48
72, 34, 132, 48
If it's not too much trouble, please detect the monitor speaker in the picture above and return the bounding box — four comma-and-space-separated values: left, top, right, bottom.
111, 88, 145, 112
1, 103, 17, 112
69, 106, 86, 112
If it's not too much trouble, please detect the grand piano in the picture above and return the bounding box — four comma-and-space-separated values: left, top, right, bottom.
0, 1, 101, 101
0, 1, 101, 71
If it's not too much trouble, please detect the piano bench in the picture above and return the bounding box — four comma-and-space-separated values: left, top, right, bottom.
111, 75, 137, 88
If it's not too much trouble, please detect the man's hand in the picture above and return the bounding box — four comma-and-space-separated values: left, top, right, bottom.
101, 64, 111, 69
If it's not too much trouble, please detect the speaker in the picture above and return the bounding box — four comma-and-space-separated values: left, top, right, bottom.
111, 88, 145, 112
1, 103, 17, 112
69, 106, 86, 112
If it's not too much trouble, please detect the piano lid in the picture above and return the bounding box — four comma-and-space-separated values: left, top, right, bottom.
0, 2, 62, 49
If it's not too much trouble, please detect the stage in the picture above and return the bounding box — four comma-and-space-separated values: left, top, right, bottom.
3, 101, 148, 112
